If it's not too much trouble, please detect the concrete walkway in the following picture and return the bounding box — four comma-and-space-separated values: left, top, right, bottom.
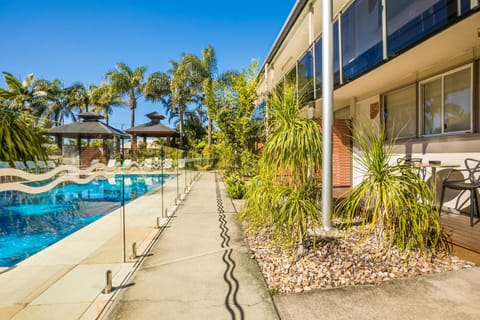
103, 171, 279, 319
274, 267, 480, 320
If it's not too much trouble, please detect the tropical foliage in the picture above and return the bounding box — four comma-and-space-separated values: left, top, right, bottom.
0, 72, 47, 119
0, 109, 47, 163
334, 123, 442, 252
215, 62, 260, 177
0, 45, 252, 164
105, 62, 146, 128
241, 84, 323, 251
224, 174, 246, 199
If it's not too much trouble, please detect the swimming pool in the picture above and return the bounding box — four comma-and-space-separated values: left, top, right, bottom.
0, 174, 171, 267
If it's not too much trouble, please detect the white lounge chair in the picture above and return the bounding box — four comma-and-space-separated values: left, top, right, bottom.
106, 159, 117, 171
163, 158, 172, 170
143, 158, 154, 171
46, 160, 57, 171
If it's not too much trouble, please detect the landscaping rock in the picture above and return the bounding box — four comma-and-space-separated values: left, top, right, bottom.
243, 224, 475, 294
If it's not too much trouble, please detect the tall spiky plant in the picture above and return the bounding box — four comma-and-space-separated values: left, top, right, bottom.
334, 123, 442, 252
241, 84, 322, 251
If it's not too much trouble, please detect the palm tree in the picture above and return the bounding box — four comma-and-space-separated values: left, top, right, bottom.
67, 83, 91, 113
185, 45, 218, 146
105, 63, 146, 128
0, 108, 47, 163
37, 79, 78, 126
143, 71, 172, 120
89, 83, 126, 125
168, 55, 200, 149
0, 72, 47, 115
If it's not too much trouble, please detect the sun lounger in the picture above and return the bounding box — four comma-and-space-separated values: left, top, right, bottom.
47, 160, 56, 170
163, 158, 172, 170
25, 160, 38, 173
36, 160, 48, 173
14, 161, 28, 171
106, 159, 117, 171
143, 158, 154, 171
0, 161, 10, 169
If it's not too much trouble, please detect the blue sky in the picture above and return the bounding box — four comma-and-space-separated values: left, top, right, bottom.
0, 0, 295, 129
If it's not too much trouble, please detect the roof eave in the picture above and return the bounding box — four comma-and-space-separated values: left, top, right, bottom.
257, 0, 309, 80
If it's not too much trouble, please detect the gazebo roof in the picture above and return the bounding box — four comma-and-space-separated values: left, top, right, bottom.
125, 112, 177, 137
47, 112, 130, 139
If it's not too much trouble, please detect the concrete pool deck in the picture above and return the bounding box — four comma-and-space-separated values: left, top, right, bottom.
0, 170, 192, 320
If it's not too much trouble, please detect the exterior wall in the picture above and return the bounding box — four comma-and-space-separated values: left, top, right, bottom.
317, 119, 352, 187
332, 119, 351, 187
258, 0, 480, 213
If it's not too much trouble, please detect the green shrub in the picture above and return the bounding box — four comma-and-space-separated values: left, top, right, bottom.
334, 123, 442, 252
240, 83, 322, 251
225, 174, 246, 199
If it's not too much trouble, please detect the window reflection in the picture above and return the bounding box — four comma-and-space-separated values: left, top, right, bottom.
387, 0, 458, 57
333, 21, 340, 86
421, 66, 472, 135
298, 49, 314, 102
422, 78, 442, 135
444, 68, 471, 132
341, 0, 382, 81
384, 85, 417, 139
315, 38, 322, 98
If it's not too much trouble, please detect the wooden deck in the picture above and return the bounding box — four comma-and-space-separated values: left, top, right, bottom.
440, 212, 480, 265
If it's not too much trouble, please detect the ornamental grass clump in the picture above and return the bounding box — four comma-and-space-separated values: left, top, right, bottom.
241, 84, 322, 251
334, 123, 443, 252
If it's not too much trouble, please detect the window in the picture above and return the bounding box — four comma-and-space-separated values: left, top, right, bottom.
341, 0, 383, 81
285, 66, 297, 90
314, 24, 340, 96
298, 49, 314, 102
333, 21, 340, 87
314, 38, 322, 98
460, 0, 478, 15
387, 0, 458, 57
420, 66, 472, 135
384, 85, 417, 139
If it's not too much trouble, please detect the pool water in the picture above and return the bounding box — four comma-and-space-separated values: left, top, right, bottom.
0, 174, 170, 267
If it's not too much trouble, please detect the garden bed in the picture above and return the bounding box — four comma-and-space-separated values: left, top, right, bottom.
244, 224, 475, 294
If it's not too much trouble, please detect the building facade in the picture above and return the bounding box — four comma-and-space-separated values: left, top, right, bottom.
257, 0, 480, 211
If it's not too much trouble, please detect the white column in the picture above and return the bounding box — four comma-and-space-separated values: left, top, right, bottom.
322, 0, 334, 230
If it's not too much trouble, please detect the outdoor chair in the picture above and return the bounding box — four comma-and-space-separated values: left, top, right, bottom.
143, 158, 154, 171
0, 161, 11, 183
0, 161, 10, 169
439, 158, 480, 226
47, 160, 57, 170
25, 160, 38, 173
163, 158, 172, 170
397, 157, 425, 180
105, 159, 117, 171
14, 161, 28, 171
36, 160, 48, 173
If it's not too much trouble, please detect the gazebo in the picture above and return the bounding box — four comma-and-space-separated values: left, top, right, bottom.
47, 112, 130, 167
126, 112, 178, 160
